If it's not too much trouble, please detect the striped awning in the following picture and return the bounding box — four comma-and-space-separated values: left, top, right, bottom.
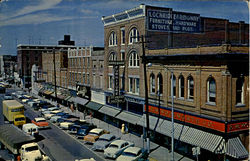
226, 137, 249, 159
137, 114, 164, 131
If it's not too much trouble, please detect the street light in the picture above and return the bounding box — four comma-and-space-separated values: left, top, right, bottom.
170, 71, 174, 161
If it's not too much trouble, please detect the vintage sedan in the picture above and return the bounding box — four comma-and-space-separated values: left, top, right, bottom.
92, 134, 117, 151
104, 140, 134, 159
31, 117, 49, 129
83, 128, 109, 144
116, 147, 147, 161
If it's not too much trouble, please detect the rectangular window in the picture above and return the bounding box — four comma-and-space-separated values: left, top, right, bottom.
129, 78, 133, 93
100, 75, 103, 88
135, 78, 139, 94
82, 74, 85, 84
121, 51, 125, 61
87, 74, 90, 84
108, 75, 113, 89
121, 27, 125, 45
93, 74, 96, 87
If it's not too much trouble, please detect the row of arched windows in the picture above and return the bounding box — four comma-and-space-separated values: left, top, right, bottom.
150, 73, 245, 105
109, 27, 139, 46
108, 51, 140, 67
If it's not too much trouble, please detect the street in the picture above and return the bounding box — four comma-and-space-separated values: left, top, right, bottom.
0, 87, 105, 161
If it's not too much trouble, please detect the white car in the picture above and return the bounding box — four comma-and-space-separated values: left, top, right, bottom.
116, 147, 145, 161
104, 140, 134, 159
60, 122, 74, 130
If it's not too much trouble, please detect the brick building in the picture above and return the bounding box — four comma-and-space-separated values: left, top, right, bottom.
67, 46, 104, 111
102, 4, 249, 161
17, 35, 75, 88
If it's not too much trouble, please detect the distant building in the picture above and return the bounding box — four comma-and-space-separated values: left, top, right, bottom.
17, 35, 76, 88
0, 55, 17, 83
58, 35, 75, 46
102, 4, 249, 161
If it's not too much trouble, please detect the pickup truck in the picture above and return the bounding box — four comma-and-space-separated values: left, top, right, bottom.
0, 124, 49, 161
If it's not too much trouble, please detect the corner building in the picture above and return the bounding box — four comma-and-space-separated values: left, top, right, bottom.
102, 4, 249, 161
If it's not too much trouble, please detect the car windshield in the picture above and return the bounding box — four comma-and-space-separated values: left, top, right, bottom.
109, 144, 119, 149
88, 132, 98, 136
122, 152, 137, 157
98, 138, 108, 141
25, 146, 38, 152
15, 117, 25, 121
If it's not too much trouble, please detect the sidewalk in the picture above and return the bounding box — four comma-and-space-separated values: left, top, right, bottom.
34, 94, 194, 161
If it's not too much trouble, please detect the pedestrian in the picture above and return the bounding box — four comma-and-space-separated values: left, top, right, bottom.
17, 155, 21, 161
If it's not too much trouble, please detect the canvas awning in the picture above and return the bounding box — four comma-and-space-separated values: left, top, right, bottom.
98, 106, 121, 117
225, 137, 249, 159
137, 114, 164, 131
85, 101, 103, 111
115, 111, 141, 125
74, 97, 88, 106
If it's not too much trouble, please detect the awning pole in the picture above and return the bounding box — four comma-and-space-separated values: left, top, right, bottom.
171, 71, 174, 161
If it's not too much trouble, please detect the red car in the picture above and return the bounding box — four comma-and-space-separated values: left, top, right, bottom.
32, 117, 49, 129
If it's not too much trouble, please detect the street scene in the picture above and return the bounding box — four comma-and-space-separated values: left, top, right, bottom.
0, 1, 249, 161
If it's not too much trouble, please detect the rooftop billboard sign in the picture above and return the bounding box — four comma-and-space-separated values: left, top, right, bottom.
147, 9, 201, 33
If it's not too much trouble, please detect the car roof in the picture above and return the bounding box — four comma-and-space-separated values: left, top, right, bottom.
123, 147, 141, 154
23, 123, 38, 128
99, 134, 115, 140
35, 117, 46, 121
110, 140, 127, 146
89, 128, 103, 134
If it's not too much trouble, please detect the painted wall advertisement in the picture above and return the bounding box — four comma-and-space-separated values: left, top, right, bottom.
147, 9, 201, 33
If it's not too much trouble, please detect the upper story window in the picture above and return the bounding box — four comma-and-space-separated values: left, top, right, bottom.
236, 77, 244, 105
108, 75, 113, 89
129, 27, 139, 44
129, 51, 139, 67
121, 51, 125, 61
207, 77, 216, 104
179, 75, 184, 98
171, 74, 176, 97
109, 52, 117, 61
109, 31, 117, 46
121, 27, 125, 45
157, 73, 163, 95
187, 76, 194, 100
150, 73, 155, 94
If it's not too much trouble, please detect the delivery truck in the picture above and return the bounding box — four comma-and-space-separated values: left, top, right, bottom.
0, 124, 49, 161
2, 99, 26, 126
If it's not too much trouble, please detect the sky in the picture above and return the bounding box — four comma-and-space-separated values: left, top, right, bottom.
0, 0, 249, 55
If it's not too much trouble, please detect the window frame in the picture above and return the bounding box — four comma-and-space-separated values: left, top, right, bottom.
109, 31, 117, 46
128, 51, 139, 67
129, 27, 139, 44
150, 73, 155, 94
178, 75, 185, 99
236, 77, 245, 105
207, 77, 216, 104
171, 74, 176, 98
187, 76, 194, 100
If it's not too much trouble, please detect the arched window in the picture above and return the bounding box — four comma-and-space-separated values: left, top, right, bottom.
187, 76, 194, 100
157, 73, 163, 95
109, 31, 117, 46
207, 77, 216, 103
150, 73, 155, 93
171, 74, 176, 97
129, 27, 139, 44
129, 51, 139, 67
236, 77, 244, 105
109, 52, 117, 61
179, 75, 184, 98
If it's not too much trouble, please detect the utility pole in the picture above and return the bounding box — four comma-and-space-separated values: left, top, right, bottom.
171, 71, 174, 161
53, 48, 57, 100
141, 35, 150, 154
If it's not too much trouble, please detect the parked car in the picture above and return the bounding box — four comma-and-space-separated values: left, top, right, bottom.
31, 117, 49, 129
92, 134, 118, 151
50, 115, 62, 123
75, 158, 96, 161
69, 124, 96, 136
60, 122, 74, 130
104, 140, 134, 159
4, 93, 13, 100
83, 128, 110, 144
116, 146, 147, 161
